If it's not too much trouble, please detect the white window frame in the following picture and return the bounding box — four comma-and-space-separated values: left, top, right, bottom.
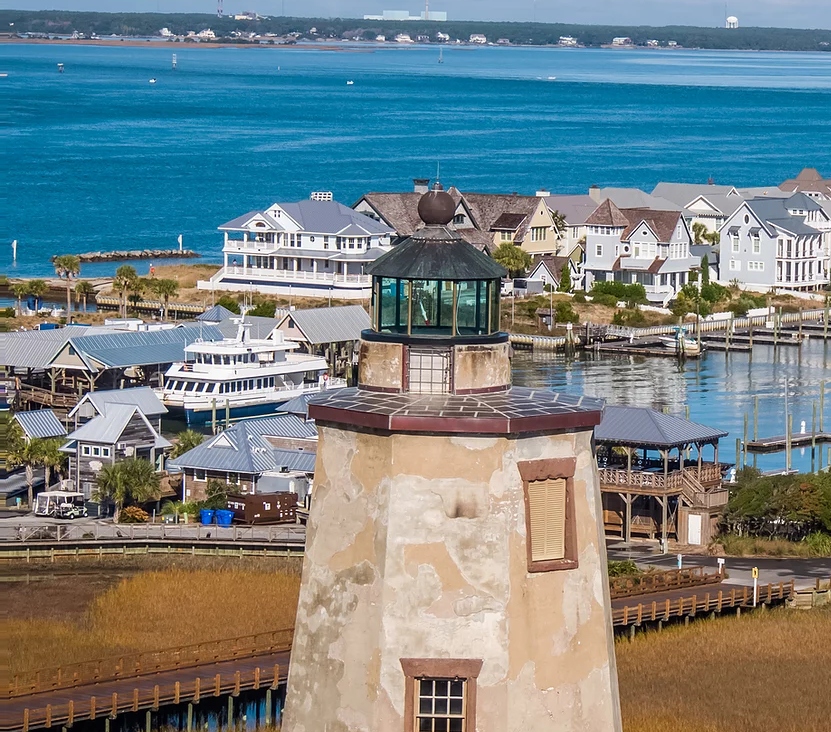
595, 244, 603, 257
194, 469, 207, 482
81, 445, 91, 457
729, 259, 741, 271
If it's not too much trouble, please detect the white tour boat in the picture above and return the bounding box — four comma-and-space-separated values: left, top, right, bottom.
158, 318, 345, 424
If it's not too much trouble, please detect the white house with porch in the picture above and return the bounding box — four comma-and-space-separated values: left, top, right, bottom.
198, 194, 394, 300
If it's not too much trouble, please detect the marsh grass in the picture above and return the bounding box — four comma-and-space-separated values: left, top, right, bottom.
6, 562, 301, 675
718, 533, 831, 557
616, 606, 831, 732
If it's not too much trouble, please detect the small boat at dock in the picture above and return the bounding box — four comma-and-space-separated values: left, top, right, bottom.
658, 335, 702, 356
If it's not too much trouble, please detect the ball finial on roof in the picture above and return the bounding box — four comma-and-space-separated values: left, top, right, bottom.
417, 181, 455, 226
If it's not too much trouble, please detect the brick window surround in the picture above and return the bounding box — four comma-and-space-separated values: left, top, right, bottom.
517, 457, 578, 573
401, 658, 483, 732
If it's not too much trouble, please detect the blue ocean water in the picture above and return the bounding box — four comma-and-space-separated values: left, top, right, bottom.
3, 42, 831, 278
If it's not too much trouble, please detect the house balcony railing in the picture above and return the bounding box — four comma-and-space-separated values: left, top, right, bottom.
598, 463, 722, 492
212, 267, 371, 286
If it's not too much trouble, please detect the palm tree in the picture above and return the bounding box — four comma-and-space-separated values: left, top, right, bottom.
6, 425, 47, 508
128, 277, 148, 315
39, 438, 67, 488
53, 254, 81, 315
75, 280, 96, 312
27, 280, 48, 313
11, 282, 30, 316
94, 458, 161, 522
149, 278, 179, 320
113, 265, 138, 317
492, 242, 532, 278
171, 429, 204, 459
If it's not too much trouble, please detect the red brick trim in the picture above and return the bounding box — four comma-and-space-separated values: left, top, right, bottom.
518, 458, 579, 573
400, 658, 482, 732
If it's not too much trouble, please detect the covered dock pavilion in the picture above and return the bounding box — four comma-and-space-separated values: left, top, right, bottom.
596, 405, 729, 547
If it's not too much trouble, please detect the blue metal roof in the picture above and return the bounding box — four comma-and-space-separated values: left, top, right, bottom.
169, 414, 317, 474
14, 410, 67, 439
196, 304, 236, 322
596, 405, 727, 448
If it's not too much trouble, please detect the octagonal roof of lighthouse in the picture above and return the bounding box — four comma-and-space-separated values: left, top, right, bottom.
365, 182, 507, 281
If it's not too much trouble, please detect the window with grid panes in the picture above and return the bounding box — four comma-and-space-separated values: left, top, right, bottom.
416, 677, 466, 732
408, 346, 451, 394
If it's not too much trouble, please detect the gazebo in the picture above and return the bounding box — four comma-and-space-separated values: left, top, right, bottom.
595, 405, 728, 546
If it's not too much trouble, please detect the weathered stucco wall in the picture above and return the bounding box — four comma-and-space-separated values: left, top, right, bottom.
358, 341, 404, 391
283, 425, 622, 732
452, 342, 511, 392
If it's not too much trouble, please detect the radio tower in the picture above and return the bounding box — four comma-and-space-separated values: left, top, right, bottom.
424, 0, 429, 20
217, 0, 223, 17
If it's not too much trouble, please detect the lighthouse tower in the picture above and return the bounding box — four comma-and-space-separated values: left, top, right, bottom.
283, 184, 622, 732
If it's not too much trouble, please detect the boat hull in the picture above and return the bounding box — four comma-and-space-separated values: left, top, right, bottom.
179, 400, 290, 425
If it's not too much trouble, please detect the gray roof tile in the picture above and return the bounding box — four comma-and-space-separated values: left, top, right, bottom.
278, 305, 370, 345
595, 405, 727, 448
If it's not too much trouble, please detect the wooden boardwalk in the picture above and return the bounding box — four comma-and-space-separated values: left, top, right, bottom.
0, 654, 289, 732
611, 580, 794, 629
746, 432, 831, 452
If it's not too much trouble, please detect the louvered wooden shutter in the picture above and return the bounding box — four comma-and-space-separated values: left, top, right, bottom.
528, 478, 566, 562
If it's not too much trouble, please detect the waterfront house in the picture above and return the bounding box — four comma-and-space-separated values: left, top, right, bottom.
541, 193, 598, 255
583, 200, 699, 304
61, 403, 172, 500
199, 194, 395, 300
527, 255, 581, 290
354, 182, 561, 255
168, 414, 317, 503
68, 386, 167, 433
779, 167, 831, 200
717, 194, 830, 291
651, 182, 745, 234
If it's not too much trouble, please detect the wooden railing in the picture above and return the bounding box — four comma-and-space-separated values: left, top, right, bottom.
15, 384, 77, 409
613, 581, 794, 627
4, 664, 284, 732
599, 464, 723, 494
610, 566, 722, 599
7, 628, 294, 698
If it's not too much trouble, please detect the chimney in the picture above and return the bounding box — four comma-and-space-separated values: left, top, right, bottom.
589, 184, 601, 203
536, 189, 550, 197
707, 177, 715, 186
413, 178, 430, 194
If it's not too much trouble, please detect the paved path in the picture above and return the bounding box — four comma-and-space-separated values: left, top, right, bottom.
607, 542, 831, 589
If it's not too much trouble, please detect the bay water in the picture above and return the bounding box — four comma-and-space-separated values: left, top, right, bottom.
3, 41, 831, 467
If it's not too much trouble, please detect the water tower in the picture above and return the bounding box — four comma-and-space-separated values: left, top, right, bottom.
726, 15, 739, 28
282, 183, 622, 732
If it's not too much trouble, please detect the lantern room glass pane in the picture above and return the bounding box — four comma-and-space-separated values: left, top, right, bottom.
380, 278, 398, 330
489, 280, 500, 333
439, 281, 454, 332
411, 280, 439, 331
456, 281, 477, 334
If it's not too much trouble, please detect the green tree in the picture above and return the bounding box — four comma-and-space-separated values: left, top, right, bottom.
247, 301, 276, 317
93, 458, 161, 522
700, 254, 710, 285
11, 282, 30, 316
171, 429, 204, 459
74, 280, 96, 312
27, 280, 48, 313
558, 263, 572, 293
149, 278, 179, 320
6, 423, 48, 508
216, 295, 241, 314
113, 265, 138, 317
53, 254, 81, 315
39, 438, 67, 488
492, 242, 532, 277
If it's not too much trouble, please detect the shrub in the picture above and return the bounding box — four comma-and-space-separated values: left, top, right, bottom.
806, 531, 831, 556
612, 309, 647, 327
554, 300, 579, 324
591, 293, 619, 308
0, 307, 14, 318
591, 281, 647, 304
700, 282, 728, 304
119, 506, 150, 524
729, 298, 755, 317
607, 560, 640, 577
572, 291, 586, 304
247, 301, 276, 318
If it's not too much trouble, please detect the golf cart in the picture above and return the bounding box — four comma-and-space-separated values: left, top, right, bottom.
34, 491, 89, 520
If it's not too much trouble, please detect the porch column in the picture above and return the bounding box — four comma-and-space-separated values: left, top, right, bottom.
661, 449, 669, 552
697, 443, 703, 480
714, 443, 719, 467
626, 447, 632, 483
624, 493, 632, 544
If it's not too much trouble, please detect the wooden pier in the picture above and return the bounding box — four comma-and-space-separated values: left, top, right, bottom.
745, 432, 831, 453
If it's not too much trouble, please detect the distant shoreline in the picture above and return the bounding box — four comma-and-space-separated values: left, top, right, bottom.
0, 37, 358, 51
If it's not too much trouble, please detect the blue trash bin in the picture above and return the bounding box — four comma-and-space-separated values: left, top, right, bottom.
200, 509, 215, 526
215, 509, 234, 526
